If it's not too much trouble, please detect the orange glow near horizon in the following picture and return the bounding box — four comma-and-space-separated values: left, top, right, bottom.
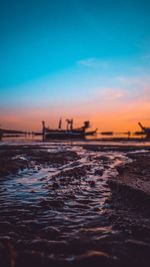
1, 98, 150, 133
1, 0, 150, 136
1, 82, 150, 132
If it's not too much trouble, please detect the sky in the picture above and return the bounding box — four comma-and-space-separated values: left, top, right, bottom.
0, 0, 150, 131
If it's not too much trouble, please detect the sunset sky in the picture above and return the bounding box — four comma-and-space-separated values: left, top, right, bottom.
0, 0, 150, 131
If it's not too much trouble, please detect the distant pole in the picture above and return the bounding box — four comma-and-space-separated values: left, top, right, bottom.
127, 131, 131, 139
42, 121, 45, 141
66, 119, 69, 131
58, 118, 62, 130
70, 119, 73, 130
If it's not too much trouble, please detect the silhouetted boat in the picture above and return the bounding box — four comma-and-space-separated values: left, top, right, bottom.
138, 122, 150, 138
101, 131, 113, 135
134, 131, 144, 136
42, 119, 97, 140
0, 128, 26, 135
32, 131, 43, 136
0, 126, 27, 140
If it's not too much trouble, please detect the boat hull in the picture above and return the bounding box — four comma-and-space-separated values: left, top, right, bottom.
44, 129, 96, 140
44, 131, 85, 139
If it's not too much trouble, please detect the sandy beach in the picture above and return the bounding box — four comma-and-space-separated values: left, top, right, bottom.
0, 141, 150, 267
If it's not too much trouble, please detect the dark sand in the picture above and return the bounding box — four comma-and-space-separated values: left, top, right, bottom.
0, 142, 150, 267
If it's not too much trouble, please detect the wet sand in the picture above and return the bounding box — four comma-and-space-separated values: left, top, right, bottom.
0, 142, 150, 266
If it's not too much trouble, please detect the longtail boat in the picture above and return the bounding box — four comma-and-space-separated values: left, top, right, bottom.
42, 119, 97, 140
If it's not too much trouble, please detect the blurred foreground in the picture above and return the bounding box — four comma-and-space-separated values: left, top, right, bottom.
0, 141, 150, 266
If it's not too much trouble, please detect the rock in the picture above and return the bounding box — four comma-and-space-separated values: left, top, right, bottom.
89, 180, 96, 187
103, 203, 110, 209
44, 226, 60, 239
75, 250, 117, 267
94, 169, 103, 176
52, 182, 59, 189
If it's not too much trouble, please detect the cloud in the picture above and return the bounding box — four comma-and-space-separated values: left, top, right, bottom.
94, 88, 126, 101
77, 58, 109, 69
116, 75, 145, 85
1, 74, 150, 132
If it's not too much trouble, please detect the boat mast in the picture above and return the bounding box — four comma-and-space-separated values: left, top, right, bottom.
66, 119, 73, 131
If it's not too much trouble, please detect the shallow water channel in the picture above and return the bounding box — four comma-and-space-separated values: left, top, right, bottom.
0, 143, 131, 265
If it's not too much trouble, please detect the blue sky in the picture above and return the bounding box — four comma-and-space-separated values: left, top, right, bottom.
0, 0, 150, 130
